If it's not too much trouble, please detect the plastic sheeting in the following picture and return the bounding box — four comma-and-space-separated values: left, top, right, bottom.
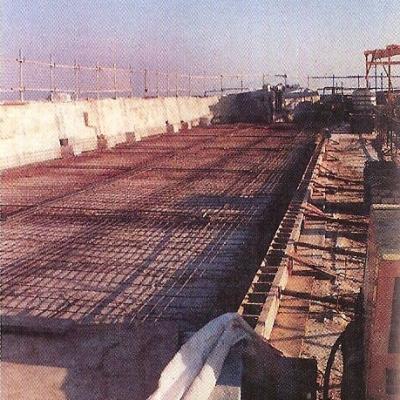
148, 313, 255, 400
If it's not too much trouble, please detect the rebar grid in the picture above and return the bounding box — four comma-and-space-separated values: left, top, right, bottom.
1, 124, 313, 330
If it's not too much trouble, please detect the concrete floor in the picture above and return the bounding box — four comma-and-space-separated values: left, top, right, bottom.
2, 321, 178, 400
0, 123, 318, 400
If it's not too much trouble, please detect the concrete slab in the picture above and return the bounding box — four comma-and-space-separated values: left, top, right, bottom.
1, 321, 178, 400
209, 342, 244, 400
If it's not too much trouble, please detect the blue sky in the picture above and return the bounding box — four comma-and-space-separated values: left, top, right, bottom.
1, 0, 400, 84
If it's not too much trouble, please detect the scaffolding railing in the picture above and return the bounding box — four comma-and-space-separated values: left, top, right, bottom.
308, 73, 400, 94
0, 50, 290, 102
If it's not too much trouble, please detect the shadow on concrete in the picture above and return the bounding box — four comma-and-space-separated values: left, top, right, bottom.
2, 320, 178, 400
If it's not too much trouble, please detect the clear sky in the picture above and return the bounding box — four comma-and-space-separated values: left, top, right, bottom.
1, 0, 400, 84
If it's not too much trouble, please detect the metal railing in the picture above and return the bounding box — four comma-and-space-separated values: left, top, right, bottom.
308, 74, 400, 94
0, 50, 289, 102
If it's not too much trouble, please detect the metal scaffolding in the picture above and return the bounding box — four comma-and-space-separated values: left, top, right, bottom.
0, 50, 289, 102
365, 44, 400, 100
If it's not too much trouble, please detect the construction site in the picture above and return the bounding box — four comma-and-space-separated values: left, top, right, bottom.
1, 25, 400, 400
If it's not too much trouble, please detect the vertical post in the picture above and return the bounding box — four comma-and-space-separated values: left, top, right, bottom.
113, 63, 117, 99
332, 74, 335, 95
49, 54, 55, 101
220, 74, 223, 96
262, 73, 265, 88
357, 74, 360, 88
129, 65, 134, 98
144, 68, 148, 97
188, 73, 191, 97
166, 72, 170, 97
381, 72, 384, 90
155, 70, 159, 97
307, 75, 310, 88
175, 72, 178, 97
374, 64, 378, 93
73, 59, 79, 101
95, 62, 100, 100
17, 49, 24, 102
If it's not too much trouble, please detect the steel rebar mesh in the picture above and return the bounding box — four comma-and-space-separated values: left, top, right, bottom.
1, 124, 313, 331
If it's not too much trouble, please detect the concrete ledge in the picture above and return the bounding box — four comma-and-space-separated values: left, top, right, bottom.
2, 319, 179, 400
209, 341, 244, 400
1, 315, 75, 336
0, 96, 218, 170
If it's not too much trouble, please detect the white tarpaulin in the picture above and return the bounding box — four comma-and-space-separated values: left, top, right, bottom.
148, 313, 256, 400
